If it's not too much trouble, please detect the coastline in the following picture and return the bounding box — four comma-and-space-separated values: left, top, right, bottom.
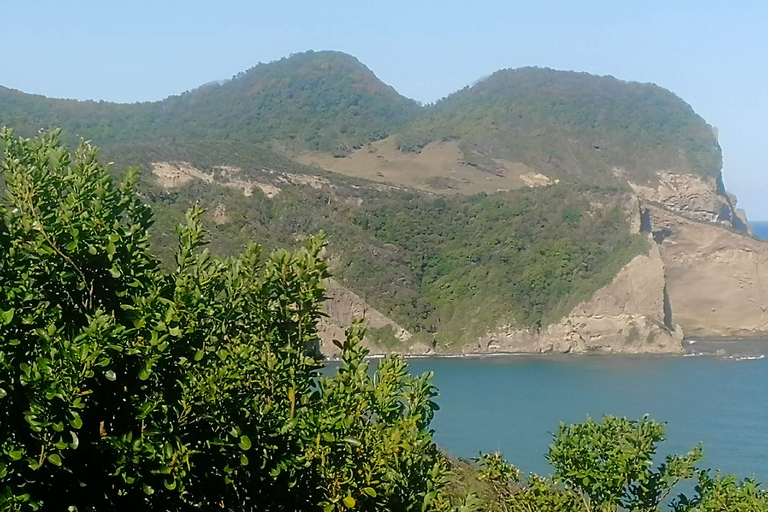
322, 336, 768, 363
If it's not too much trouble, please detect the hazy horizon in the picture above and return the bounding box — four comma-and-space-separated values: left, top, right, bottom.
3, 0, 767, 218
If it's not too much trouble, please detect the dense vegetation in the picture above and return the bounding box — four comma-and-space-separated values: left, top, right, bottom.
396, 67, 722, 180
0, 51, 420, 153
0, 132, 762, 512
0, 130, 447, 510
0, 51, 721, 184
131, 156, 646, 345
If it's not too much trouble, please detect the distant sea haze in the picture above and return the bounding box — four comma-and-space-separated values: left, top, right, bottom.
750, 221, 768, 240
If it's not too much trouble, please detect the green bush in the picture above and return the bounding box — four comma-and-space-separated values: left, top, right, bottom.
0, 129, 448, 511
672, 472, 768, 512
470, 415, 764, 512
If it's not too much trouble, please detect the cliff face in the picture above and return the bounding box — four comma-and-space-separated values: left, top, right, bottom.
647, 205, 768, 337
318, 279, 434, 357
469, 242, 684, 354
632, 170, 768, 338
629, 171, 747, 229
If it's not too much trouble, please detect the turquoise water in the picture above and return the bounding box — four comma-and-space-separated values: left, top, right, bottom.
404, 339, 768, 480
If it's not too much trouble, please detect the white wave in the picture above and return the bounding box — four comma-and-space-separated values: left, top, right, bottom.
725, 354, 766, 362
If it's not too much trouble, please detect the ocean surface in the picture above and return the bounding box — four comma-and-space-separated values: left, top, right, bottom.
400, 338, 768, 481
750, 221, 768, 240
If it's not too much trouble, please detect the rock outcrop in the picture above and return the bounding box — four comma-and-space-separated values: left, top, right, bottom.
469, 241, 684, 354
646, 205, 768, 337
629, 171, 748, 231
318, 279, 422, 357
625, 169, 768, 339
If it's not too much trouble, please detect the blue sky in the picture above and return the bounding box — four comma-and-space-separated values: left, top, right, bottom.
3, 0, 767, 217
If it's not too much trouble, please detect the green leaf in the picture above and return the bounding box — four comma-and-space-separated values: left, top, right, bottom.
47, 454, 62, 466
70, 413, 83, 430
0, 387, 6, 399
70, 431, 79, 449
238, 435, 251, 451
1, 308, 13, 325
343, 496, 356, 508
105, 370, 116, 381
363, 487, 377, 497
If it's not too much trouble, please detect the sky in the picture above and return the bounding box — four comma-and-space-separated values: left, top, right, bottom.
3, 0, 768, 217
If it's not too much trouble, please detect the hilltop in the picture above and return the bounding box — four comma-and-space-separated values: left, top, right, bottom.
1, 51, 719, 185
0, 50, 420, 152
1, 50, 765, 355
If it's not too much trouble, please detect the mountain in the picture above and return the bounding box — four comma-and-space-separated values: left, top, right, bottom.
0, 52, 719, 183
396, 67, 722, 181
1, 50, 766, 355
0, 50, 420, 152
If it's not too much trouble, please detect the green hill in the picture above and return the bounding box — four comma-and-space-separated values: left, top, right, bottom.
0, 51, 724, 346
396, 67, 721, 181
0, 53, 720, 183
0, 50, 421, 152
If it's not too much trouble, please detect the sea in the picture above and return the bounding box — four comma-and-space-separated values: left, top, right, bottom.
751, 221, 768, 241
382, 224, 768, 484
398, 338, 768, 483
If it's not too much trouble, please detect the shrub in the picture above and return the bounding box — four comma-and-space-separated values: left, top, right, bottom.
0, 129, 448, 511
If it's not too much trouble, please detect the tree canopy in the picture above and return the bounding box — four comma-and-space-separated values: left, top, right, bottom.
0, 129, 447, 511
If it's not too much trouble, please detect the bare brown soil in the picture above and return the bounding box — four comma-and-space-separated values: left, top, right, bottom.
296, 137, 554, 195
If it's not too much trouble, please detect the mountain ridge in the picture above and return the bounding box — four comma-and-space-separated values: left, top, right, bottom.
2, 49, 765, 355
0, 50, 720, 183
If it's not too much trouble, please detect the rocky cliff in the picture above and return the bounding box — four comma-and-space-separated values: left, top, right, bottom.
646, 205, 768, 337
467, 241, 684, 354
630, 169, 768, 339
630, 171, 748, 231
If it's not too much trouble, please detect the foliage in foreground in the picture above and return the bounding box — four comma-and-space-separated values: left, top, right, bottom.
471, 415, 768, 512
0, 129, 448, 511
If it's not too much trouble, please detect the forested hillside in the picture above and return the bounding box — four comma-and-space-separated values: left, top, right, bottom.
0, 51, 720, 184
141, 167, 645, 347
396, 67, 722, 180
0, 50, 728, 350
0, 51, 420, 152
